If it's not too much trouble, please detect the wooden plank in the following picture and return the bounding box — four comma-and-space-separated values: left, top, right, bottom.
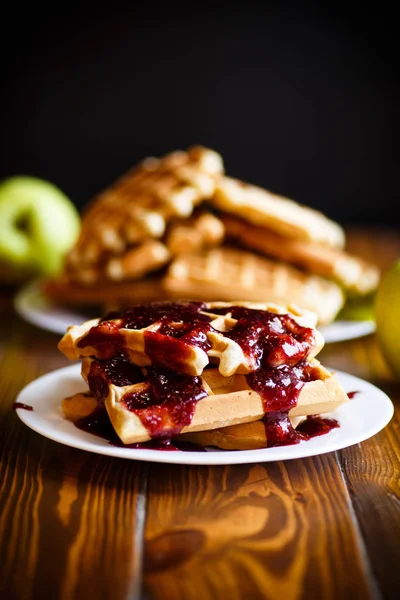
323, 335, 400, 600
338, 406, 400, 600
0, 313, 147, 600
143, 454, 372, 600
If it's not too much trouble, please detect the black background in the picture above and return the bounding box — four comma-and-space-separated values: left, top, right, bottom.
1, 2, 398, 226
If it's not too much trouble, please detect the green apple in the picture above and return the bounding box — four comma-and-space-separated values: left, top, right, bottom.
0, 176, 80, 279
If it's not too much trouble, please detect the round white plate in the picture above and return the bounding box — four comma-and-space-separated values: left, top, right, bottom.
14, 364, 393, 466
14, 279, 376, 344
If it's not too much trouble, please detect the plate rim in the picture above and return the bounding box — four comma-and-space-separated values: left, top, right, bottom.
14, 363, 394, 466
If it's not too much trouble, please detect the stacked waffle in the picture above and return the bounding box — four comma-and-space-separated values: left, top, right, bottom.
58, 301, 349, 449
45, 146, 380, 325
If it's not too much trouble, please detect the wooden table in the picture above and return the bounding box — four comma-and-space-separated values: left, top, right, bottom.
1, 227, 399, 600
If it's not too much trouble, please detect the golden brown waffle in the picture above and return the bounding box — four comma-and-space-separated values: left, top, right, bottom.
222, 215, 380, 294
65, 146, 224, 285
177, 417, 304, 450
66, 359, 347, 445
42, 275, 166, 307
163, 248, 345, 325
165, 211, 225, 255
58, 301, 324, 377
211, 176, 345, 248
59, 300, 349, 447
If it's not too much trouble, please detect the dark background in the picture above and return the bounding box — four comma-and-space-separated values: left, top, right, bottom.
0, 2, 398, 226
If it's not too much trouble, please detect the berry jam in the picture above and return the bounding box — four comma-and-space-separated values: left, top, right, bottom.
12, 402, 33, 411
87, 354, 143, 403
263, 412, 339, 447
102, 301, 210, 329
122, 367, 207, 438
221, 306, 316, 368
87, 357, 207, 439
247, 361, 320, 413
78, 301, 215, 372
75, 405, 206, 451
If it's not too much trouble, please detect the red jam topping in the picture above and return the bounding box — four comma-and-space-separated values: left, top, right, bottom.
87, 354, 143, 403
102, 301, 210, 329
78, 301, 215, 370
12, 402, 33, 411
75, 406, 206, 451
263, 412, 340, 447
87, 356, 207, 439
247, 361, 320, 413
220, 306, 316, 368
121, 367, 207, 439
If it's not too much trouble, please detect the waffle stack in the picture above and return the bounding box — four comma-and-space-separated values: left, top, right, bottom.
58, 301, 349, 449
45, 146, 380, 325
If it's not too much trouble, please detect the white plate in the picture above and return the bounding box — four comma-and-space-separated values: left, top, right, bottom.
15, 279, 376, 344
14, 364, 393, 466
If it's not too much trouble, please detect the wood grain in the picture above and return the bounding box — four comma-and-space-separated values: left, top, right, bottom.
321, 229, 400, 599
0, 314, 146, 600
322, 335, 400, 600
143, 456, 372, 600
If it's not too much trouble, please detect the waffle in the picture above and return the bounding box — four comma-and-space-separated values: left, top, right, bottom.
211, 176, 345, 248
222, 215, 380, 294
64, 146, 224, 285
163, 248, 345, 325
165, 211, 225, 256
59, 300, 349, 447
177, 417, 313, 450
42, 275, 166, 307
71, 358, 347, 445
58, 301, 324, 377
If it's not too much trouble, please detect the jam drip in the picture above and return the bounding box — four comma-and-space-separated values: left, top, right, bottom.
263, 412, 340, 447
86, 356, 208, 440
12, 402, 33, 411
224, 308, 316, 368
101, 301, 209, 329
248, 361, 320, 413
122, 368, 207, 439
220, 307, 325, 446
75, 405, 206, 451
77, 321, 123, 359
88, 354, 143, 403
78, 301, 215, 365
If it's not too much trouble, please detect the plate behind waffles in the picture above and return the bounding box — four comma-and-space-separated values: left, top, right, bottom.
43, 146, 380, 326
